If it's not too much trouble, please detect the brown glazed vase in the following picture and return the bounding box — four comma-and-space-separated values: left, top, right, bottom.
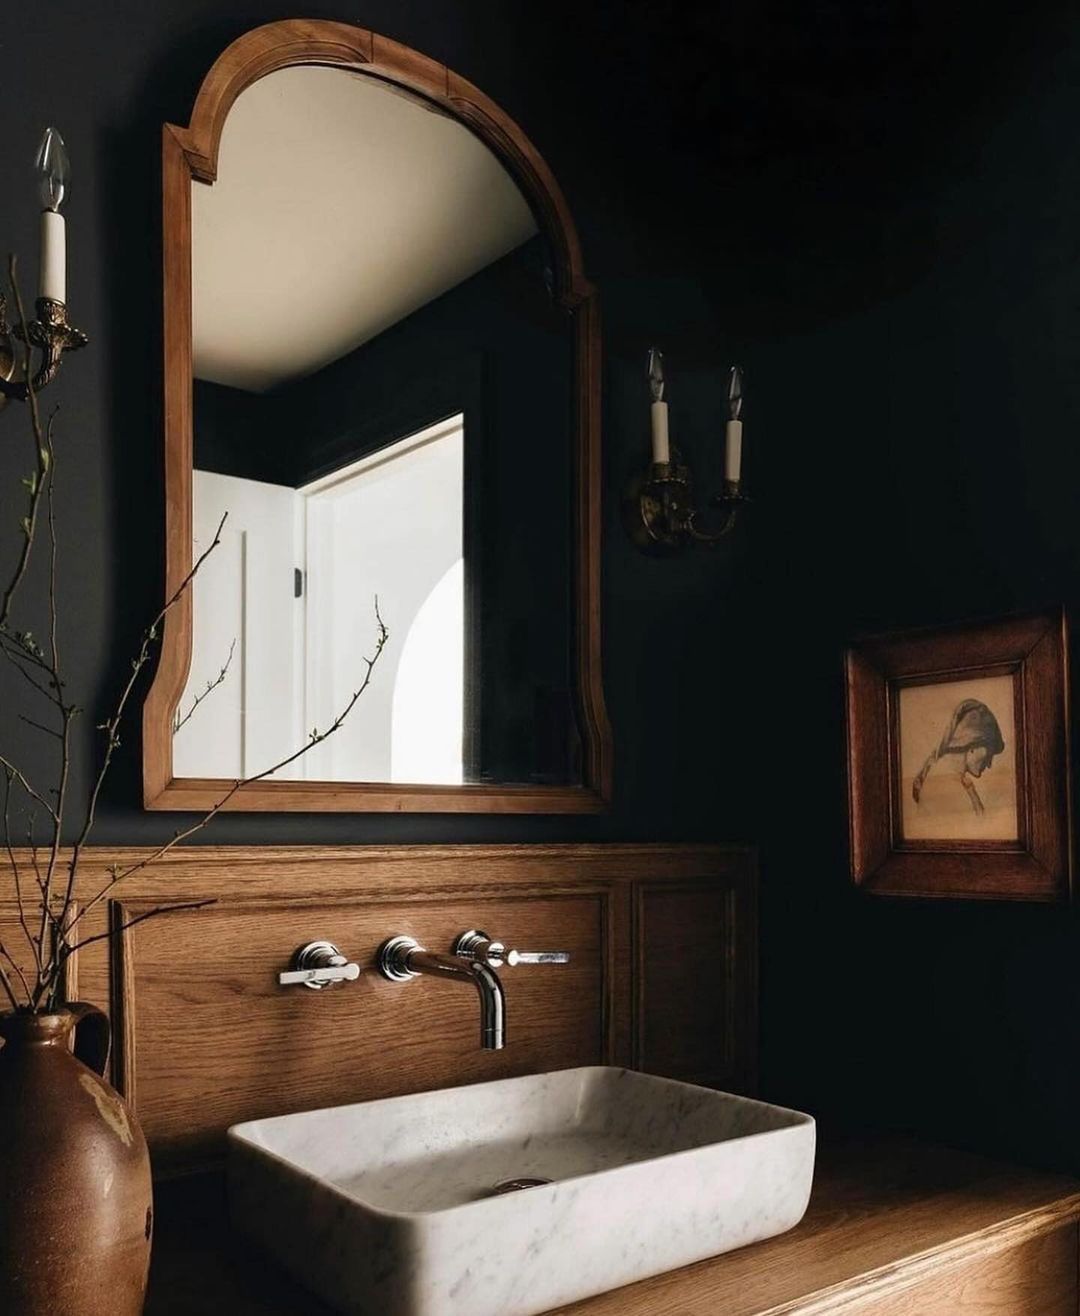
0, 1005, 152, 1314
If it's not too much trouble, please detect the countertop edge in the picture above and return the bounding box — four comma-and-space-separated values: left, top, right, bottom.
760, 1192, 1080, 1316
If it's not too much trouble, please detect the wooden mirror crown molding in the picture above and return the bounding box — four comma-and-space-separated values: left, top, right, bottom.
143, 19, 612, 813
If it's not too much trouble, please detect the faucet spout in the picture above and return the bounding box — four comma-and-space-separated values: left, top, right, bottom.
470, 962, 506, 1051
380, 943, 506, 1050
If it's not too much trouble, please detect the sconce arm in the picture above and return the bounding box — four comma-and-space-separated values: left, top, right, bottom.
685, 483, 751, 544
0, 294, 88, 404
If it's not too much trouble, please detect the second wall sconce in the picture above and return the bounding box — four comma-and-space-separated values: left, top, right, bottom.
624, 348, 749, 553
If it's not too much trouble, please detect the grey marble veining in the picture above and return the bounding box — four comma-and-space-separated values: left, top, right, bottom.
228, 1066, 815, 1316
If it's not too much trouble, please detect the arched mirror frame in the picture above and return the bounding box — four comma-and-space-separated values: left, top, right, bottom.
142, 19, 612, 812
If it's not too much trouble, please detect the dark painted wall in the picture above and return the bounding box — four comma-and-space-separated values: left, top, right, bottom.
4, 2, 1080, 1170
725, 7, 1080, 1173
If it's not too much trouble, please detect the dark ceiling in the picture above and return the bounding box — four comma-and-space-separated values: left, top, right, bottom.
521, 0, 1074, 340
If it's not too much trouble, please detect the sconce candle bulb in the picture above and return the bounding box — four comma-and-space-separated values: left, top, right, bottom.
35, 128, 69, 304
624, 351, 750, 553
724, 365, 744, 485
647, 347, 670, 465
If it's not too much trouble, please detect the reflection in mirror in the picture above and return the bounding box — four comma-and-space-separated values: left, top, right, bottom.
177, 65, 580, 787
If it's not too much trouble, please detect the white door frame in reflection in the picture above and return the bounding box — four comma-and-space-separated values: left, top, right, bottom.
178, 416, 465, 786
300, 416, 464, 785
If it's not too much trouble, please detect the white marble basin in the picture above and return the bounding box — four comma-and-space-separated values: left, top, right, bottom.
228, 1066, 815, 1316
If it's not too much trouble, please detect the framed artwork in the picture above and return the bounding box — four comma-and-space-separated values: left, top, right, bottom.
845, 609, 1071, 901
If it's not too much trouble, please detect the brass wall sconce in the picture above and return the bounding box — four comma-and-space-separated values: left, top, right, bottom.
0, 129, 87, 406
625, 349, 749, 554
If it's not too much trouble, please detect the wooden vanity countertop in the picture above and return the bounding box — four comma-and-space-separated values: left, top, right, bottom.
146, 1135, 1080, 1315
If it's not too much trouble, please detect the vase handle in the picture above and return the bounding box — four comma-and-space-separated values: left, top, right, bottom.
67, 1001, 111, 1077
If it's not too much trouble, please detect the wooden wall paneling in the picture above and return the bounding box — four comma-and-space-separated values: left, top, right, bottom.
120, 888, 611, 1167
634, 873, 758, 1093
3, 844, 754, 1173
61, 841, 746, 895
605, 880, 634, 1069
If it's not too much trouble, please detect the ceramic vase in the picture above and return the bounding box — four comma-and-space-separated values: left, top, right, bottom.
0, 1005, 152, 1314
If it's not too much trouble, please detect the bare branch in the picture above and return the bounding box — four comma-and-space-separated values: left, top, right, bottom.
173, 636, 236, 734
0, 941, 33, 1006
45, 409, 61, 680
67, 601, 388, 933
9, 347, 76, 1009
63, 898, 217, 956
24, 817, 44, 895
0, 957, 20, 1012
0, 632, 63, 706
3, 770, 41, 973
52, 514, 230, 973
0, 256, 51, 630
0, 754, 58, 823
17, 713, 63, 741
0, 266, 387, 1008
34, 707, 73, 1006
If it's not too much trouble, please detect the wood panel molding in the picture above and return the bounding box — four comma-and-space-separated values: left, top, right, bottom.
109, 899, 139, 1112
143, 19, 612, 813
634, 879, 757, 1092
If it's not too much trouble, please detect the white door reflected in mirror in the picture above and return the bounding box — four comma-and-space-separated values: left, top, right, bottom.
176, 417, 464, 784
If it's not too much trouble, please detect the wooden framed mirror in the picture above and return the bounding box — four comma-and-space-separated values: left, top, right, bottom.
142, 20, 611, 813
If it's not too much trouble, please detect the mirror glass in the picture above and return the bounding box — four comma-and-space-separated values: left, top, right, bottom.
176, 65, 580, 787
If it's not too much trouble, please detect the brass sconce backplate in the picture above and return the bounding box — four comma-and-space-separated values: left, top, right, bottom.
624, 453, 748, 554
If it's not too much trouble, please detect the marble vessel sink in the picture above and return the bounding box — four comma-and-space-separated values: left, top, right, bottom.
228, 1066, 815, 1316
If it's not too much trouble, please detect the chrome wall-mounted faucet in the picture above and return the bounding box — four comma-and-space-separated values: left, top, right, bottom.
376, 929, 569, 1051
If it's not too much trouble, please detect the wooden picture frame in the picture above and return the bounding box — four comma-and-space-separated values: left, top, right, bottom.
845, 609, 1071, 901
142, 20, 612, 813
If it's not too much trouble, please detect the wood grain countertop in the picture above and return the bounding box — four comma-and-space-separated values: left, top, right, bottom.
146, 1136, 1080, 1315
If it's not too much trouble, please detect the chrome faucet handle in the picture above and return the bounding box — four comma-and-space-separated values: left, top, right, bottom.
453, 930, 570, 969
377, 935, 423, 982
278, 940, 361, 990
505, 949, 570, 966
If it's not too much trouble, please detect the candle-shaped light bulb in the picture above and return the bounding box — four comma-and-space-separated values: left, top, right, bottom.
35, 128, 69, 303
36, 128, 69, 211
647, 347, 665, 404
647, 347, 670, 465
724, 365, 744, 484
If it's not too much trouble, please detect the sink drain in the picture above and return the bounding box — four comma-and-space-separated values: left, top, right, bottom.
489, 1176, 553, 1195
